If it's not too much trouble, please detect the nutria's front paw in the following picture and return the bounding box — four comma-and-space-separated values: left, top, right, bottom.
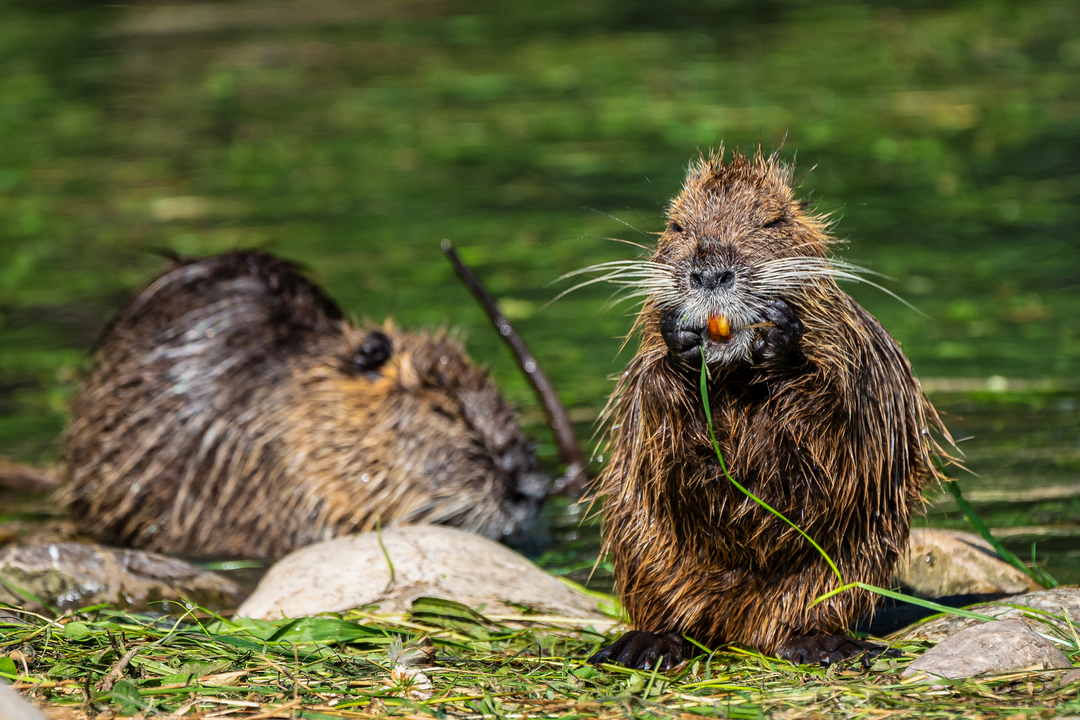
776, 633, 900, 668
588, 631, 685, 670
751, 299, 803, 365
660, 310, 704, 364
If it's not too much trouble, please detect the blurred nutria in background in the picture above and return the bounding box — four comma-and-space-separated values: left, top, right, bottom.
61, 251, 551, 559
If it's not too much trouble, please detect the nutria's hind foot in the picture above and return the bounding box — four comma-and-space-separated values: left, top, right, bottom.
751, 298, 803, 365
776, 633, 901, 668
588, 631, 685, 670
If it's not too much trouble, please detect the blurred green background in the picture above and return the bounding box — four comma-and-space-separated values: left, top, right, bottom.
1, 0, 1078, 580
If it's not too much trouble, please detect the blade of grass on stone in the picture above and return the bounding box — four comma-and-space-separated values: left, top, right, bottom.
809, 582, 997, 621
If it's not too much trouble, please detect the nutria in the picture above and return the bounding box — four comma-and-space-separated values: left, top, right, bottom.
586, 148, 951, 669
62, 251, 549, 559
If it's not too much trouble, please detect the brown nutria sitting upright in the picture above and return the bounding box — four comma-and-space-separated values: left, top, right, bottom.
586, 148, 950, 669
62, 251, 549, 559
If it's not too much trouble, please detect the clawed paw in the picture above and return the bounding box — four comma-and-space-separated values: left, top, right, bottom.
751, 298, 803, 365
659, 310, 705, 365
588, 631, 685, 670
776, 633, 901, 668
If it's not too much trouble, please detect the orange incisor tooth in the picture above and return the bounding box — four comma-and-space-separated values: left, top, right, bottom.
708, 314, 731, 341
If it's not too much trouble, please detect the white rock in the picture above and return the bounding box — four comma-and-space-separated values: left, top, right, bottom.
0, 682, 47, 720
237, 526, 607, 621
901, 619, 1072, 684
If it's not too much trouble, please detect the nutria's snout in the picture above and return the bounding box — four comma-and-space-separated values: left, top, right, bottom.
688, 267, 736, 292
512, 469, 550, 503
498, 443, 549, 503
492, 444, 551, 545
499, 464, 550, 549
655, 204, 816, 368
658, 276, 760, 367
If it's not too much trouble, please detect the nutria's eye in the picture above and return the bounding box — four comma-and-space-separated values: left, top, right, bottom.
668, 221, 684, 234
353, 330, 392, 374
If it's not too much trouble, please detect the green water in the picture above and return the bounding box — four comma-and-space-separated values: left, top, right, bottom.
1, 0, 1078, 583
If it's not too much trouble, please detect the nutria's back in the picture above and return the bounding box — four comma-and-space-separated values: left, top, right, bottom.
62, 251, 549, 559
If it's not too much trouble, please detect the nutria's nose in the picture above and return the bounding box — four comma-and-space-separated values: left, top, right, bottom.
689, 268, 735, 291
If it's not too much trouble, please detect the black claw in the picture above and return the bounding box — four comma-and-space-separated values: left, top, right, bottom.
660, 310, 704, 364
776, 633, 899, 667
588, 631, 684, 670
751, 298, 803, 365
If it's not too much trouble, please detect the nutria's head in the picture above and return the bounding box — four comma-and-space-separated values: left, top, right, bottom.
640, 148, 838, 367
383, 328, 552, 545
288, 321, 550, 549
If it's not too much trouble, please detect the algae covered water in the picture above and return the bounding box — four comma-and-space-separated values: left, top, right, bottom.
0, 0, 1078, 582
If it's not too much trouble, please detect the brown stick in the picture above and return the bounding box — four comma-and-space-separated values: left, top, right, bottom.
441, 240, 588, 496
95, 647, 138, 692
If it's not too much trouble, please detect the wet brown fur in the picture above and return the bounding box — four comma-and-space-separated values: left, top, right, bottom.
62, 251, 547, 559
595, 147, 951, 655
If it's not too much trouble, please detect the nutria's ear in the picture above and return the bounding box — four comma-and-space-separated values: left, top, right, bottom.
353, 330, 392, 373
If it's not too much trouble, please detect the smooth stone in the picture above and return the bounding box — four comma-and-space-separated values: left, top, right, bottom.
896, 528, 1041, 598
238, 526, 607, 621
0, 543, 246, 611
901, 619, 1073, 684
0, 682, 47, 720
898, 587, 1080, 643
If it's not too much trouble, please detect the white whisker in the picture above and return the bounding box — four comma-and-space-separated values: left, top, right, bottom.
598, 235, 655, 252
585, 208, 657, 242
548, 259, 677, 307
751, 256, 926, 317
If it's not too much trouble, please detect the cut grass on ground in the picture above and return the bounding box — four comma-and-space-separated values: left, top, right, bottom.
2, 598, 1077, 719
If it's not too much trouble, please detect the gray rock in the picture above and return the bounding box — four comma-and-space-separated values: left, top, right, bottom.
0, 682, 47, 720
898, 587, 1080, 643
0, 543, 246, 611
238, 526, 609, 621
896, 528, 1041, 598
901, 619, 1072, 684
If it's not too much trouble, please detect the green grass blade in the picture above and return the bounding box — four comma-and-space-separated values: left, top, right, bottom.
698, 360, 843, 584
809, 582, 997, 621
